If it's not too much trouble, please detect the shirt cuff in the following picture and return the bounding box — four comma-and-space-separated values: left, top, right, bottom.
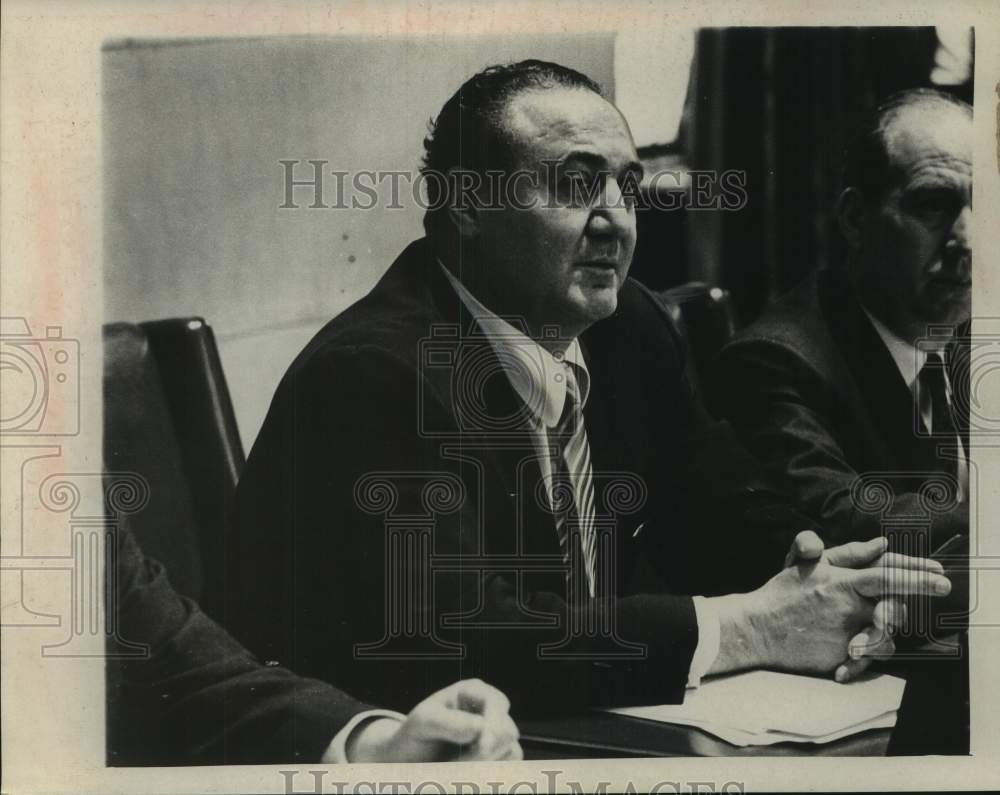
320, 709, 406, 763
687, 595, 721, 688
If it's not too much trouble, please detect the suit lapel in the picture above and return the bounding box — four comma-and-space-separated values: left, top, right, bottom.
477, 359, 559, 559
416, 256, 563, 570
821, 271, 940, 471
416, 251, 642, 595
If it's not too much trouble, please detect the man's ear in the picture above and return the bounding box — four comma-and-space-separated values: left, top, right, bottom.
837, 187, 866, 249
445, 168, 481, 240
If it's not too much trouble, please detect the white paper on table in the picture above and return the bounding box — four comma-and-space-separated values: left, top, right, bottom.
641, 710, 898, 747
603, 670, 905, 745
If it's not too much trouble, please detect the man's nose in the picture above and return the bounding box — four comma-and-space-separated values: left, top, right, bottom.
949, 204, 972, 252
586, 178, 635, 239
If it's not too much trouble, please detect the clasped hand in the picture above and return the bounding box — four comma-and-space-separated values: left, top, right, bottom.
774, 531, 949, 681
709, 531, 950, 680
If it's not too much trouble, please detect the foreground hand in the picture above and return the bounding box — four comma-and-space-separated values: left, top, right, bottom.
783, 531, 943, 682
345, 678, 522, 762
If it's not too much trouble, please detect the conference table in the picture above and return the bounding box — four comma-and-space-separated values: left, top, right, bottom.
520, 711, 889, 758
518, 638, 969, 758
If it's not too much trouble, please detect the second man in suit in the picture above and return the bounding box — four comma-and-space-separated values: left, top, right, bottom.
717, 89, 972, 688
718, 89, 971, 556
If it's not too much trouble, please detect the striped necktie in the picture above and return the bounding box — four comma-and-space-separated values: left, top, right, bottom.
550, 363, 598, 598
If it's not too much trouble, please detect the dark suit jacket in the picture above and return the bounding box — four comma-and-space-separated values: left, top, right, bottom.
226, 238, 811, 716
107, 523, 372, 766
717, 268, 968, 552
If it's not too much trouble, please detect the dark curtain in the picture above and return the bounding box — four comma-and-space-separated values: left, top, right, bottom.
631, 27, 972, 326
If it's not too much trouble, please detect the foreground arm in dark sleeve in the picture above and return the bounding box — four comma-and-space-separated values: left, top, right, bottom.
107, 523, 373, 766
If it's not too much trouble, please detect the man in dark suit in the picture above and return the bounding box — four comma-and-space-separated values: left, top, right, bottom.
718, 89, 970, 552
227, 62, 950, 716
108, 521, 522, 765
717, 89, 971, 685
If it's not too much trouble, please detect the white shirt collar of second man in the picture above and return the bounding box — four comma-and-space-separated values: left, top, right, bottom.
439, 261, 591, 429
863, 307, 936, 391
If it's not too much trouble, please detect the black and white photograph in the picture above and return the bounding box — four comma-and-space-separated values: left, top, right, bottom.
2, 2, 999, 793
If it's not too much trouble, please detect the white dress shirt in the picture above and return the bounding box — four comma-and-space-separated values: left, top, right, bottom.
322, 709, 406, 762
440, 263, 719, 687
864, 309, 968, 501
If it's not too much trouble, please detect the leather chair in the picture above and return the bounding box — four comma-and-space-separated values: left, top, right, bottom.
103, 317, 243, 617
655, 282, 737, 408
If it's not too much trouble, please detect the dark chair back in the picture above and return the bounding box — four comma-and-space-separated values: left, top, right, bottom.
655, 282, 737, 406
103, 317, 243, 616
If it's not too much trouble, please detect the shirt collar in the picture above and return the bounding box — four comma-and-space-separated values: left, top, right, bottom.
862, 308, 935, 391
439, 261, 590, 428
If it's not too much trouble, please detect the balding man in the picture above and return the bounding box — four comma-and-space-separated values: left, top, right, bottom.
718, 88, 971, 682
720, 89, 970, 553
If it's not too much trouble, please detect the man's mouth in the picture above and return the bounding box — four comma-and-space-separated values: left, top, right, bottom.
929, 275, 972, 288
928, 275, 972, 298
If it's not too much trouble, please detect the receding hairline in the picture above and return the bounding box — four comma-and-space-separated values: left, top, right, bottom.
884, 95, 971, 136
494, 85, 634, 158
840, 89, 972, 198
880, 100, 972, 174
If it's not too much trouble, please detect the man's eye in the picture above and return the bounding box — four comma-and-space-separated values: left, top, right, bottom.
909, 191, 959, 217
919, 199, 949, 213
561, 171, 593, 188
556, 170, 599, 203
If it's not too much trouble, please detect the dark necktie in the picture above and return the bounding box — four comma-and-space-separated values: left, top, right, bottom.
917, 352, 961, 475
